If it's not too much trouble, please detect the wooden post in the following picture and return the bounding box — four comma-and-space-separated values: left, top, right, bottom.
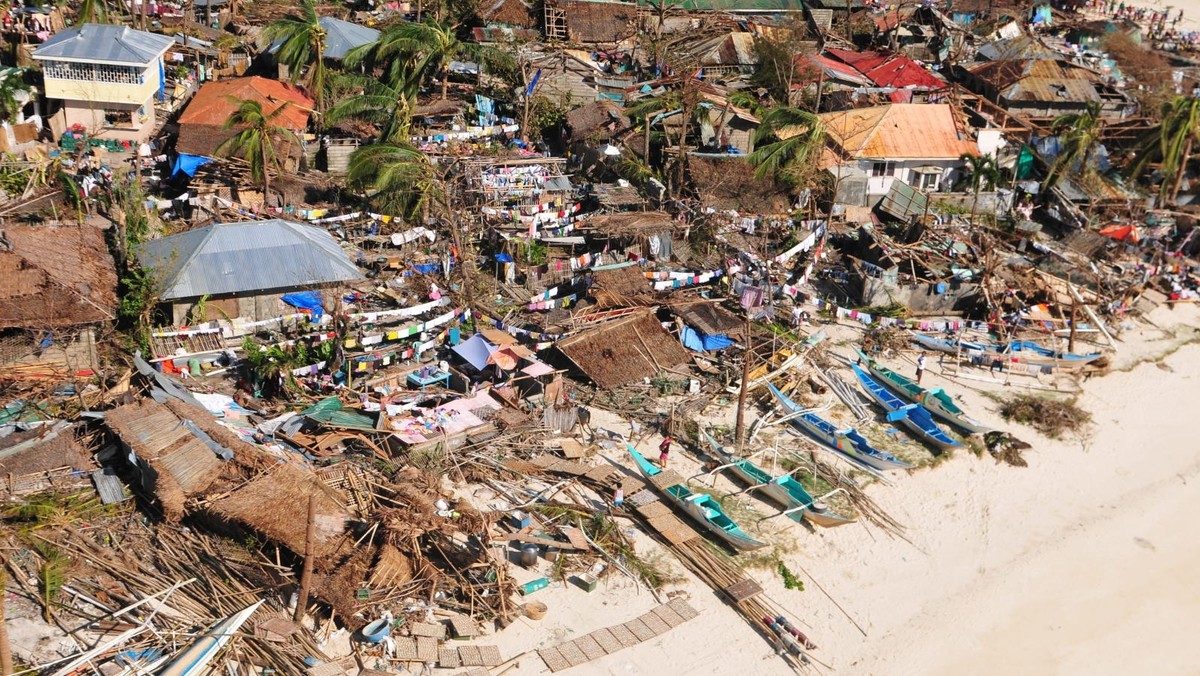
1068, 297, 1078, 354
293, 495, 317, 623
735, 313, 752, 453
0, 564, 11, 676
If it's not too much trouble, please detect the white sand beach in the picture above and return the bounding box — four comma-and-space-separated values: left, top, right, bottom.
489, 304, 1200, 675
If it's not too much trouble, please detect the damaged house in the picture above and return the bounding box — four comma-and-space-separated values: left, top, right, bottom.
139, 219, 364, 326
820, 103, 979, 206
963, 58, 1135, 122
553, 309, 690, 389
0, 225, 117, 374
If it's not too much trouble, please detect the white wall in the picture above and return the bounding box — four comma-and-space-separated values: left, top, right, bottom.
860, 158, 965, 196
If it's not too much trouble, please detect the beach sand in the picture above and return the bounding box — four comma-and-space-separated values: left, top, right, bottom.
483, 304, 1200, 675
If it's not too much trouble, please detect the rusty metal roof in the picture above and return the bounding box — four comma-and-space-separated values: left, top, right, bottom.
819, 103, 976, 160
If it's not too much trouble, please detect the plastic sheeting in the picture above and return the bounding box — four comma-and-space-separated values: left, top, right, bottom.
281, 291, 324, 321
680, 325, 734, 352
452, 333, 497, 371
172, 153, 212, 177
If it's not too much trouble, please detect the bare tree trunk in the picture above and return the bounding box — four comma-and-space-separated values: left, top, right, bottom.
1068, 299, 1078, 354
293, 495, 317, 623
1170, 135, 1193, 205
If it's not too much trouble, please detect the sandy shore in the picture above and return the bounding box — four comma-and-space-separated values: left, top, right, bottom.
482, 304, 1200, 675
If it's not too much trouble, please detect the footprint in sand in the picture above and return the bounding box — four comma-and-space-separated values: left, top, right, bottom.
1133, 537, 1157, 552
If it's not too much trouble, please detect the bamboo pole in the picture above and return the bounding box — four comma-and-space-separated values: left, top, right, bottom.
0, 564, 11, 676
294, 495, 318, 623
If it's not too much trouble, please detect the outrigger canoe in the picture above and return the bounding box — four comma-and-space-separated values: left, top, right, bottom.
849, 363, 961, 451
158, 600, 264, 676
700, 429, 855, 528
625, 443, 767, 551
860, 355, 991, 435
767, 383, 911, 471
913, 334, 1101, 368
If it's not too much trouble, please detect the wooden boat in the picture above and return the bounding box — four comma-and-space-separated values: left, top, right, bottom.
625, 443, 767, 551
913, 334, 1101, 370
1004, 340, 1103, 366
767, 383, 911, 472
849, 363, 961, 451
861, 356, 991, 435
700, 429, 855, 528
158, 600, 264, 676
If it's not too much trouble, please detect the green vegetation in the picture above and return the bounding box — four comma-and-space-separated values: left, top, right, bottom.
776, 561, 805, 591
262, 0, 328, 111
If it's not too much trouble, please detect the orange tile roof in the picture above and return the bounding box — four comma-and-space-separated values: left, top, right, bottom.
178, 76, 314, 130
818, 103, 976, 161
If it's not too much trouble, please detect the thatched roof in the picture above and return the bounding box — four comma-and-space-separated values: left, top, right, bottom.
555, 310, 690, 388
674, 301, 743, 337
0, 225, 117, 329
687, 156, 793, 213
592, 264, 649, 296
560, 0, 637, 43
481, 0, 538, 28
0, 421, 92, 477
565, 100, 630, 141
207, 463, 350, 559
414, 99, 467, 118
579, 211, 677, 237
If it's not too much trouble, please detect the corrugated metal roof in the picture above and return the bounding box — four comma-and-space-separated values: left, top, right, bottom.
971, 58, 1103, 103
140, 219, 364, 300
824, 48, 946, 89
32, 24, 174, 64
318, 17, 380, 60
820, 103, 976, 160
179, 77, 313, 130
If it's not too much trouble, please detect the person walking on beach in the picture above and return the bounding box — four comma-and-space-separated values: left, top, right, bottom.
659, 437, 672, 468
916, 353, 927, 384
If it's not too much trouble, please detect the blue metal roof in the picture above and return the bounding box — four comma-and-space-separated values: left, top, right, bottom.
140, 219, 365, 300
318, 17, 380, 60
32, 24, 174, 65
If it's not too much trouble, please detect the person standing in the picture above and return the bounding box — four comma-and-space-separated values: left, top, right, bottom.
613, 487, 624, 509
658, 437, 672, 468
915, 353, 927, 385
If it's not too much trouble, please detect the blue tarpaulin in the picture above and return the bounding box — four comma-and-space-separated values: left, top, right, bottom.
495, 253, 513, 263
282, 291, 324, 322
172, 154, 213, 177
680, 326, 735, 352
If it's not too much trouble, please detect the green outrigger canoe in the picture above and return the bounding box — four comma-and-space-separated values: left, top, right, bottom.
701, 430, 855, 528
861, 353, 991, 434
625, 443, 767, 551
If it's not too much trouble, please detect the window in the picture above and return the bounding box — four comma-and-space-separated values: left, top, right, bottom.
43, 60, 142, 85
871, 161, 895, 177
918, 172, 940, 191
104, 108, 135, 127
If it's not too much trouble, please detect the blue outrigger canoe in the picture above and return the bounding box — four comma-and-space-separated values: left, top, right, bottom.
849, 363, 961, 451
767, 383, 911, 471
700, 429, 855, 528
625, 443, 767, 551
859, 354, 991, 435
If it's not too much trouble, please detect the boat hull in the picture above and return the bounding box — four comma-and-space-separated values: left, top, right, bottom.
626, 444, 767, 551
865, 360, 992, 435
767, 383, 910, 471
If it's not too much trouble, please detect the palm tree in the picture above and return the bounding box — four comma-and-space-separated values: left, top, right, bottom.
749, 105, 825, 189
625, 85, 705, 197
326, 74, 416, 144
0, 69, 31, 122
345, 20, 461, 99
214, 98, 298, 202
75, 0, 110, 24
263, 0, 328, 111
1043, 102, 1103, 191
1130, 96, 1200, 205
960, 152, 1001, 220
345, 142, 439, 221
